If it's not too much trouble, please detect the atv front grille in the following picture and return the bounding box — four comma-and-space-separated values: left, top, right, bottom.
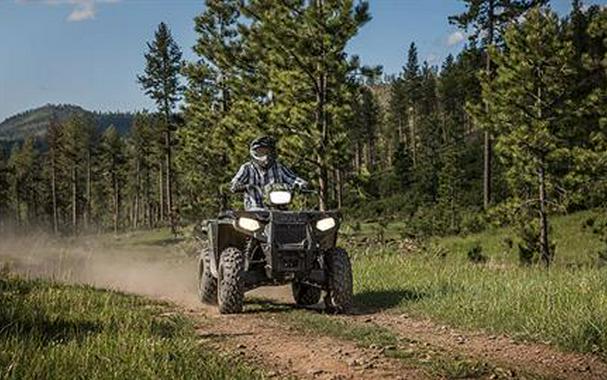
273, 223, 307, 245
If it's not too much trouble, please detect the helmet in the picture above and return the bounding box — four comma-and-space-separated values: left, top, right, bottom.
249, 136, 276, 168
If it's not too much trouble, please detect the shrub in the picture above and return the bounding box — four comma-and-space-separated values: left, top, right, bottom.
467, 243, 487, 264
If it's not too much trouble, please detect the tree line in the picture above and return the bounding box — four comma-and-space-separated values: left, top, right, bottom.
0, 0, 605, 265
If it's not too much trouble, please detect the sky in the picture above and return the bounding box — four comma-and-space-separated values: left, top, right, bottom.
0, 0, 604, 122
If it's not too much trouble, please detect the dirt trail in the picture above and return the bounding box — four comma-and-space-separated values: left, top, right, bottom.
191, 304, 426, 380
1, 234, 606, 379
349, 313, 607, 380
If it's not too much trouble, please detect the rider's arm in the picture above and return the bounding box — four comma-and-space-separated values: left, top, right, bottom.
278, 163, 308, 189
230, 163, 250, 193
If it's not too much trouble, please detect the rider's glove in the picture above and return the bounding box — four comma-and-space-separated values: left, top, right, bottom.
230, 183, 246, 193
246, 184, 259, 192
294, 179, 308, 190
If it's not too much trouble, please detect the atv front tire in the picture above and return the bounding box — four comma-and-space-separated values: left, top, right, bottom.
292, 281, 322, 306
198, 248, 217, 304
325, 247, 353, 314
218, 247, 245, 314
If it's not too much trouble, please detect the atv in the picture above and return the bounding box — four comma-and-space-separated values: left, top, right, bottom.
195, 184, 353, 314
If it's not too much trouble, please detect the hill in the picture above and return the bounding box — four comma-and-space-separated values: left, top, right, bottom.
0, 104, 134, 142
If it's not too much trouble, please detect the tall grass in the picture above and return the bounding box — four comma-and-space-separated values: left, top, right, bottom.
434, 210, 604, 267
355, 255, 607, 355
0, 274, 262, 379
352, 211, 607, 357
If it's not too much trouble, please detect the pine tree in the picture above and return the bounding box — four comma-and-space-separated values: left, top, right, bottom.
393, 142, 413, 192
574, 6, 607, 207
402, 43, 421, 167
179, 0, 245, 215
59, 113, 95, 234
47, 118, 63, 234
479, 7, 577, 265
138, 22, 183, 232
241, 0, 371, 210
128, 112, 158, 228
450, 0, 548, 209
100, 126, 126, 234
8, 137, 40, 227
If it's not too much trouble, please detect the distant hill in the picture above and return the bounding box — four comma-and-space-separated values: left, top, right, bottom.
0, 104, 134, 142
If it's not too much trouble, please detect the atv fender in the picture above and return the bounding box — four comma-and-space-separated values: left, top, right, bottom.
207, 220, 247, 278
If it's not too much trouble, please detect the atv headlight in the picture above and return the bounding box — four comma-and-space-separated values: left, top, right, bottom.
237, 217, 261, 232
316, 217, 336, 232
269, 190, 292, 205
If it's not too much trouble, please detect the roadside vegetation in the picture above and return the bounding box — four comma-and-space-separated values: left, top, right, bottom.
0, 272, 262, 380
340, 210, 607, 357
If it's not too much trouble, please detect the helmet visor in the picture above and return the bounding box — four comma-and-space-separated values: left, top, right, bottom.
253, 146, 272, 156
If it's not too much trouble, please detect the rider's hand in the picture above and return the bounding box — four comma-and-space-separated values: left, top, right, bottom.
295, 180, 309, 190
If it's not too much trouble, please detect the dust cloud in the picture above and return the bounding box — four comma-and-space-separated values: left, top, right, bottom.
0, 232, 200, 307
0, 232, 293, 307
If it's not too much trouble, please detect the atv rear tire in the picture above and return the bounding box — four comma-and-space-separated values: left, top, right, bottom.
197, 248, 217, 304
218, 247, 245, 314
292, 281, 322, 306
325, 247, 353, 314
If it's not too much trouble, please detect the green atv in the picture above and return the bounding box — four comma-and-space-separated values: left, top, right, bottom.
195, 184, 353, 314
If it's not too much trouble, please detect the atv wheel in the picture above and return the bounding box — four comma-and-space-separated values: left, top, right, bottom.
218, 247, 245, 314
292, 281, 322, 306
197, 248, 217, 304
325, 247, 353, 314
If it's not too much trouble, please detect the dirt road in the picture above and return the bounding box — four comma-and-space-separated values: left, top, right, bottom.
1, 234, 606, 379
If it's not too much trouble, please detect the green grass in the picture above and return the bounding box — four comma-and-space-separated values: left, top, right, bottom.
350, 210, 607, 357
0, 273, 262, 380
355, 255, 607, 354
433, 210, 605, 267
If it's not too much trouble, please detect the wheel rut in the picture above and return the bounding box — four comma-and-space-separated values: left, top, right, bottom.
187, 304, 427, 380
346, 311, 607, 380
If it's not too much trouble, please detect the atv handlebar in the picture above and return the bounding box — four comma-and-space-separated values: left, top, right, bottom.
222, 183, 316, 195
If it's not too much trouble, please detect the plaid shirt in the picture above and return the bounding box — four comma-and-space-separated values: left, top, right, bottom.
230, 160, 307, 210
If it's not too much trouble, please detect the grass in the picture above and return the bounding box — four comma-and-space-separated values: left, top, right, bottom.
0, 272, 263, 380
350, 210, 607, 357
433, 210, 605, 267
354, 254, 607, 355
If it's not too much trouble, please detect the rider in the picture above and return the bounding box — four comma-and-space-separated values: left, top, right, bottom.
230, 136, 308, 210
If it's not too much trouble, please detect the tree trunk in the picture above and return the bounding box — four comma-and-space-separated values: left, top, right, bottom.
368, 133, 376, 173
158, 162, 164, 222
165, 124, 175, 235
71, 165, 77, 234
355, 142, 362, 173
483, 131, 492, 209
314, 0, 329, 212
336, 168, 343, 209
483, 0, 495, 210
113, 173, 119, 234
84, 150, 91, 230
397, 113, 403, 143
145, 169, 151, 228
317, 157, 328, 211
408, 106, 417, 168
538, 163, 551, 266
134, 160, 141, 229
51, 162, 58, 235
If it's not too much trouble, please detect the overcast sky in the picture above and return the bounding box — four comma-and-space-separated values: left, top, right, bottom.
1, 0, 603, 121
